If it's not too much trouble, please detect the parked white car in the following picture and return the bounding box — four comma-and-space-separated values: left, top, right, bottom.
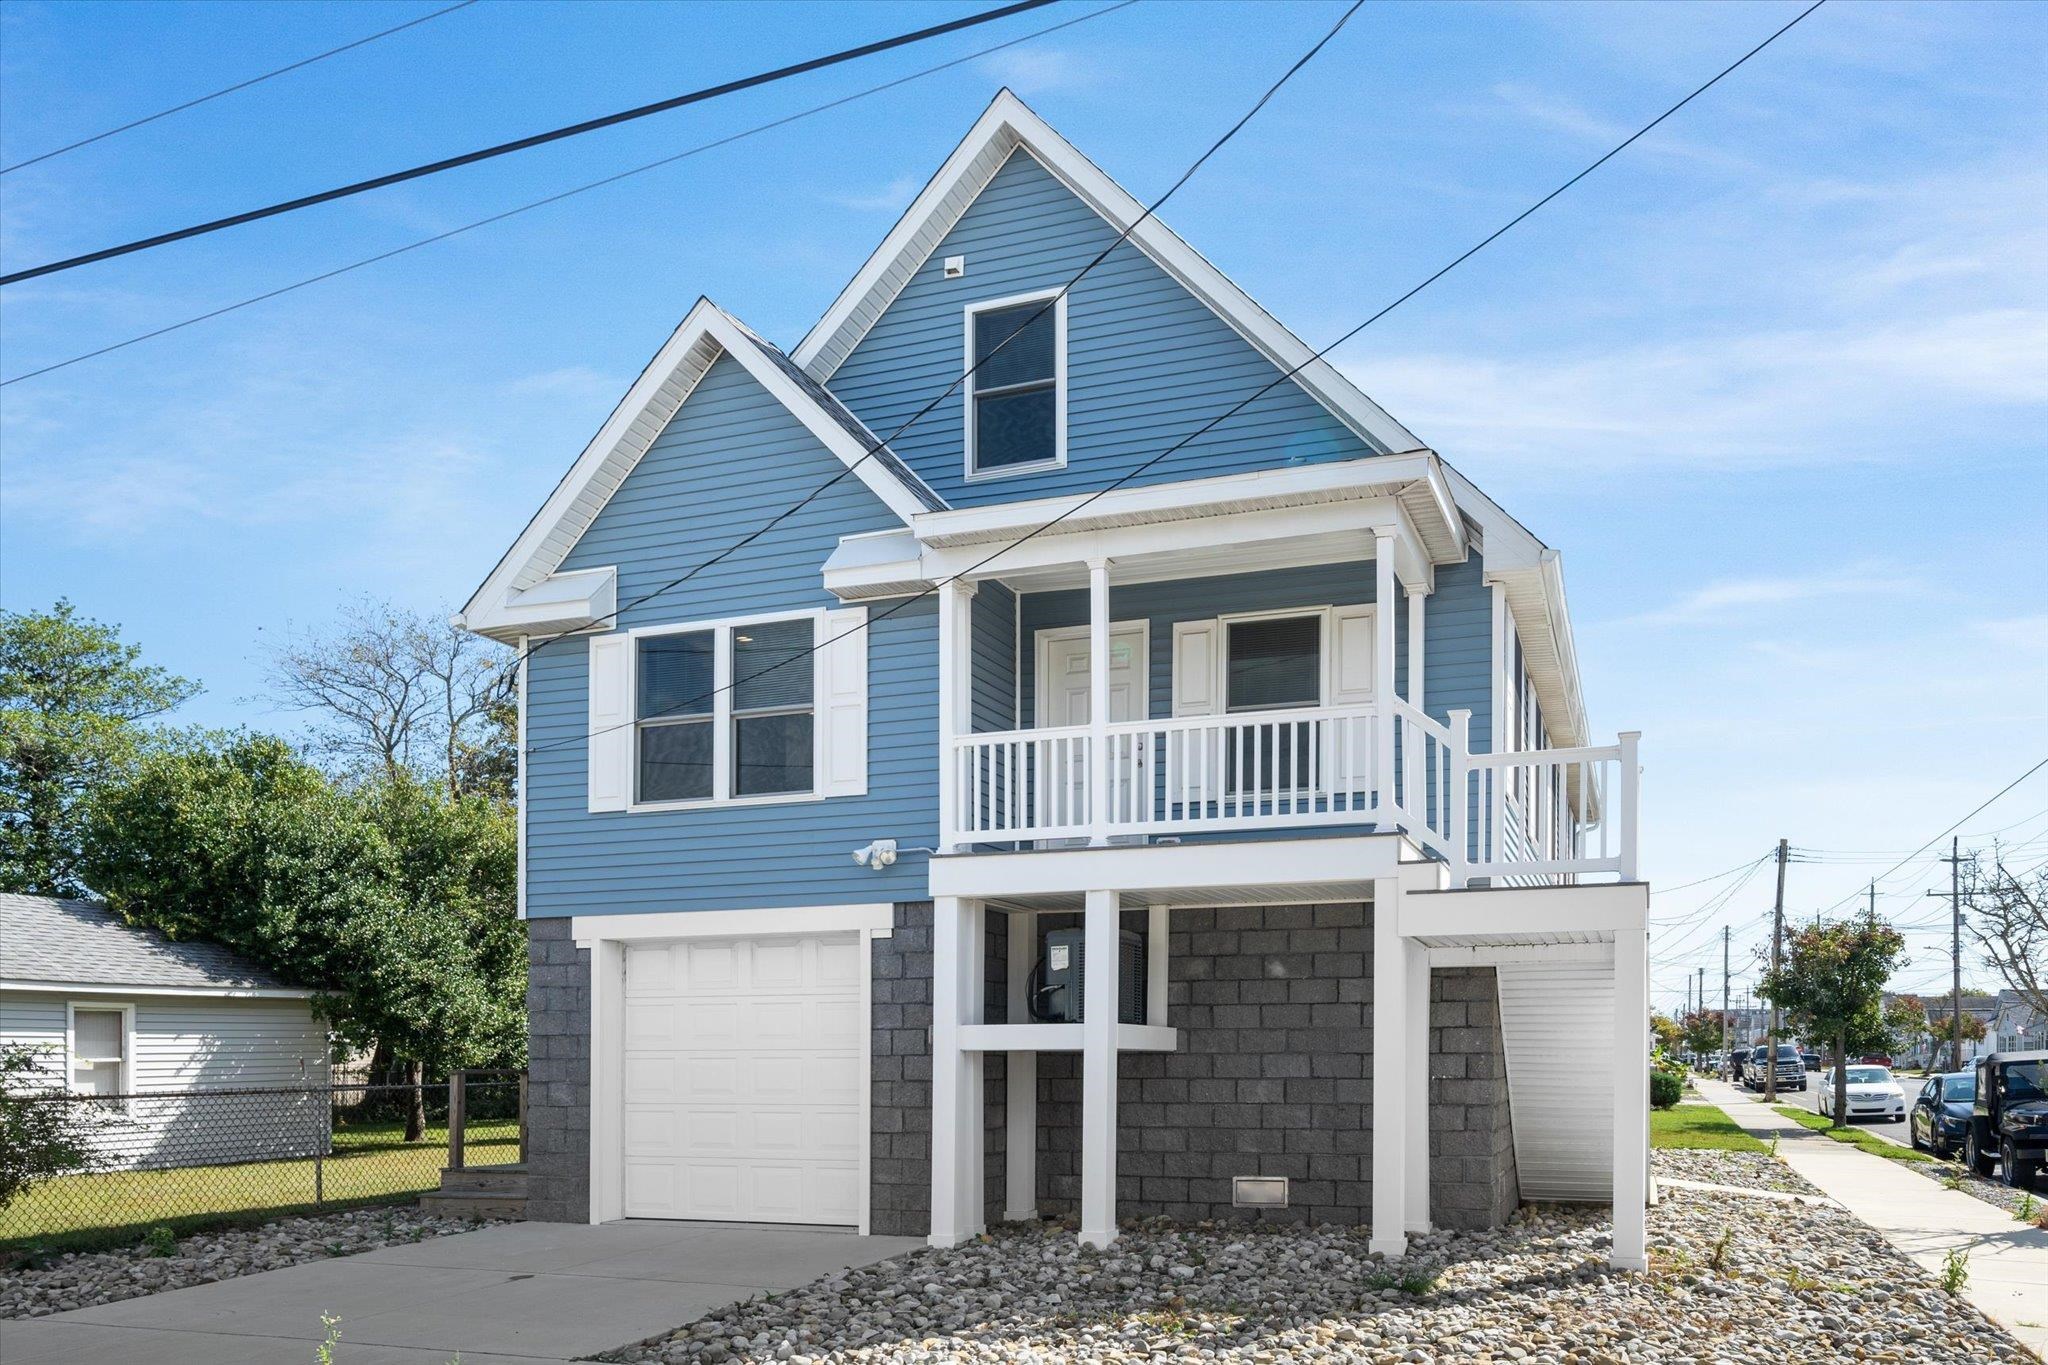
1817, 1064, 1908, 1122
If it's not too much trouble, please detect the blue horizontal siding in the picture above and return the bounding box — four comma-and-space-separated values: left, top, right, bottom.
527, 354, 937, 915
827, 149, 1393, 508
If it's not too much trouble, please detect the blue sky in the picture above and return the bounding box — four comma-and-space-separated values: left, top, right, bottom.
2, 1, 2043, 1013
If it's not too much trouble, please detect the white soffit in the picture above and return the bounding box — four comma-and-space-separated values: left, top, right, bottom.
789, 90, 1423, 458
460, 299, 944, 640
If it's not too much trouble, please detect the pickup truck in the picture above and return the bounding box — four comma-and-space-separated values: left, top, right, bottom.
1966, 1050, 2048, 1188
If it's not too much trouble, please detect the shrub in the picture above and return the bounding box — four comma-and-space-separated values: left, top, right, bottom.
1651, 1069, 1684, 1109
0, 1045, 101, 1214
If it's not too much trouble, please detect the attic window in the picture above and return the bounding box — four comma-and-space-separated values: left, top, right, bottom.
966, 291, 1064, 478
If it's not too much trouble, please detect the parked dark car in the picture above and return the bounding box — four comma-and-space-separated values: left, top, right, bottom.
1909, 1071, 1976, 1158
1744, 1043, 1807, 1092
1966, 1051, 2048, 1187
1801, 1051, 1822, 1072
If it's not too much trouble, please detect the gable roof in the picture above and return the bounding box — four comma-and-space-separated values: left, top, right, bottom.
791, 90, 1422, 458
0, 893, 309, 996
460, 299, 944, 639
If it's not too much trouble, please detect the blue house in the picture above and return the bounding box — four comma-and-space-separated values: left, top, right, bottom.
460, 94, 1652, 1270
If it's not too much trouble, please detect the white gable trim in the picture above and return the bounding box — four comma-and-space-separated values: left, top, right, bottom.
460, 299, 940, 642
790, 90, 1422, 457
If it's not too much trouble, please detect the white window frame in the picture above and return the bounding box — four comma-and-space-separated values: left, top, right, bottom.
963, 288, 1067, 483
628, 607, 826, 812
1218, 607, 1332, 713
65, 1000, 135, 1101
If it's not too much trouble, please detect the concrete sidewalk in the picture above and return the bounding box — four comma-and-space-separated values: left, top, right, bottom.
1699, 1077, 2048, 1359
0, 1220, 922, 1365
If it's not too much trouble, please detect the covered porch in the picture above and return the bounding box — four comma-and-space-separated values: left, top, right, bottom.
922, 843, 1653, 1270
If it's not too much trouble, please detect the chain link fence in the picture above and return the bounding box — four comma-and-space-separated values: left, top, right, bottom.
0, 1073, 523, 1252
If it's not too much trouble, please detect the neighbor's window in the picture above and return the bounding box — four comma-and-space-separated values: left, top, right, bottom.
71, 1008, 125, 1096
636, 619, 814, 804
968, 296, 1060, 475
731, 618, 814, 797
1226, 615, 1323, 711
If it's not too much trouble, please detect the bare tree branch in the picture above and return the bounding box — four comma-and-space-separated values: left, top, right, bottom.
1961, 851, 2048, 1021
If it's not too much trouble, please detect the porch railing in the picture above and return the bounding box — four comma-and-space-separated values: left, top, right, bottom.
944, 702, 1638, 887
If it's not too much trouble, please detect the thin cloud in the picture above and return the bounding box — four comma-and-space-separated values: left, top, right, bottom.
825, 173, 923, 213
1625, 568, 1926, 627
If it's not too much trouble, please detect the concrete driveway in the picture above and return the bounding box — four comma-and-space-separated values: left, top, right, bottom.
0, 1221, 923, 1365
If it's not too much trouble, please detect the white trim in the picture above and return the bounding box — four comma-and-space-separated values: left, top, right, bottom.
517, 636, 529, 921
963, 287, 1067, 482
569, 903, 896, 948
460, 299, 941, 643
1423, 942, 1616, 968
929, 832, 1406, 901
4, 979, 315, 1000
791, 92, 1421, 459
63, 1000, 135, 1098
1398, 882, 1649, 941
622, 607, 832, 813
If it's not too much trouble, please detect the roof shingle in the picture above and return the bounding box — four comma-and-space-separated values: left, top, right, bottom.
0, 893, 301, 993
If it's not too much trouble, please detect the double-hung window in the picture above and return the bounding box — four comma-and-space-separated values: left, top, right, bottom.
69, 1006, 127, 1097
635, 617, 814, 804
966, 292, 1063, 477
1224, 614, 1323, 790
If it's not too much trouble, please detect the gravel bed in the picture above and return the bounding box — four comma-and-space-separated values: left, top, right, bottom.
1897, 1152, 2048, 1221
605, 1181, 2020, 1364
1652, 1148, 1821, 1196
0, 1206, 500, 1319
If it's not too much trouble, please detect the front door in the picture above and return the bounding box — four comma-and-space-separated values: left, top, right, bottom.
1038, 625, 1146, 831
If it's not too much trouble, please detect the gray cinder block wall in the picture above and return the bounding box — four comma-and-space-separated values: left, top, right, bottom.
525, 917, 591, 1223
1428, 966, 1520, 1229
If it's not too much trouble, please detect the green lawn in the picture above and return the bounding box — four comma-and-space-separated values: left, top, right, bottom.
0, 1119, 519, 1254
1652, 1102, 1768, 1152
1771, 1105, 1936, 1163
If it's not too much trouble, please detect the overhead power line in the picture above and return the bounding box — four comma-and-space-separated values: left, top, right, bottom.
530, 0, 1827, 758
1, 1, 480, 176
0, 0, 1057, 287
0, 0, 1139, 387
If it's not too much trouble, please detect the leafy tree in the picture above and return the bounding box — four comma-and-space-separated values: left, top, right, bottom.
1759, 920, 1907, 1126
79, 734, 523, 1140
0, 601, 197, 896
1650, 1012, 1683, 1057
0, 1044, 101, 1213
1928, 1009, 1988, 1047
1681, 1009, 1726, 1056
1883, 994, 1928, 1059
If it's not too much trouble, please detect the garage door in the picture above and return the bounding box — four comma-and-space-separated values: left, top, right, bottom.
621, 933, 863, 1224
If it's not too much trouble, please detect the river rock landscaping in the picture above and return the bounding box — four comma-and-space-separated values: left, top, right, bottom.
1650, 1147, 1820, 1195
0, 1206, 499, 1319
604, 1153, 2021, 1365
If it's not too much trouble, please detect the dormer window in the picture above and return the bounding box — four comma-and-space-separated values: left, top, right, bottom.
965, 290, 1065, 479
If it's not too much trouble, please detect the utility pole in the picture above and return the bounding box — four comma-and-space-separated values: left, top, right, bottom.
1927, 837, 1966, 1071
1765, 837, 1789, 1101
1720, 926, 1731, 1079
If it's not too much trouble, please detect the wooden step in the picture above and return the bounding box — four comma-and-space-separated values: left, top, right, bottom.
419, 1189, 527, 1220
438, 1164, 527, 1195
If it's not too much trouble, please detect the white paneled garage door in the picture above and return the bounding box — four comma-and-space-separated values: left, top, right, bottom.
621, 933, 863, 1225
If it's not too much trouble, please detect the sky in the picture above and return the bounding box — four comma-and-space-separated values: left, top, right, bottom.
2, 0, 2043, 1017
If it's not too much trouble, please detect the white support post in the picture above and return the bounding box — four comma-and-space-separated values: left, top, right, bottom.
1617, 731, 1641, 882
930, 896, 983, 1246
1079, 888, 1120, 1248
1611, 925, 1650, 1271
1004, 909, 1038, 1222
1373, 535, 1398, 827
938, 580, 966, 852
1087, 558, 1111, 847
586, 938, 625, 1224
1146, 905, 1169, 1027
1405, 584, 1427, 711
1369, 875, 1409, 1257
1405, 941, 1431, 1235
1447, 710, 1471, 887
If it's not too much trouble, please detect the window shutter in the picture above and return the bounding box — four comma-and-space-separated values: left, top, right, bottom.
1171, 620, 1219, 717
816, 606, 869, 797
587, 633, 634, 812
1327, 606, 1377, 791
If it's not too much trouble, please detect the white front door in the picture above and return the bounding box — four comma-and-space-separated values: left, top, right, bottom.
620, 933, 862, 1225
1039, 625, 1146, 829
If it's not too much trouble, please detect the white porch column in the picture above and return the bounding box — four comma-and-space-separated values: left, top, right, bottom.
1004, 908, 1038, 1221
937, 579, 976, 852
1404, 940, 1431, 1235
930, 895, 984, 1246
1369, 874, 1410, 1257
1405, 585, 1427, 710
1373, 534, 1398, 827
1086, 558, 1111, 846
1611, 925, 1650, 1271
1079, 888, 1120, 1247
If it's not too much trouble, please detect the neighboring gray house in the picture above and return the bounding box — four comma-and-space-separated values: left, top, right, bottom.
0, 893, 328, 1168
1993, 990, 2040, 1054
459, 93, 1652, 1270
